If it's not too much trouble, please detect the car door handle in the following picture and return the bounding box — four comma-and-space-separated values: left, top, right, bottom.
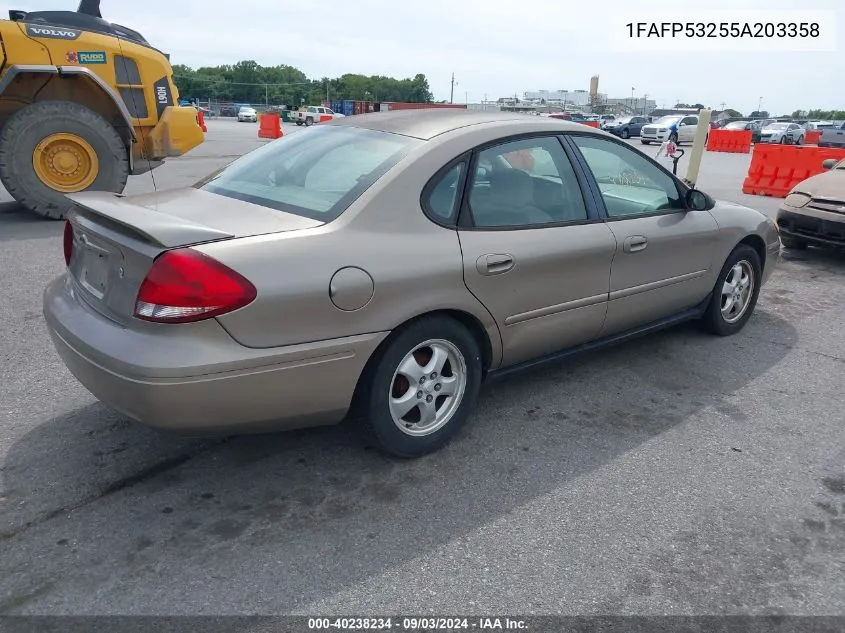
623, 236, 648, 253
477, 254, 515, 275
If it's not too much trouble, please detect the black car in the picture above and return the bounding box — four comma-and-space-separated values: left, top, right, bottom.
606, 116, 648, 139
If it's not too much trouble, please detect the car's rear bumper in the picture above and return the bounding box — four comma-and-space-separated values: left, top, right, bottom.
43, 275, 389, 434
776, 207, 845, 248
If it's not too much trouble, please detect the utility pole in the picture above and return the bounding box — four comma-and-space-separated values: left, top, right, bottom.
631, 86, 635, 112
264, 84, 268, 106
758, 96, 763, 113
326, 82, 330, 104
642, 93, 648, 115
450, 72, 455, 104
719, 101, 726, 111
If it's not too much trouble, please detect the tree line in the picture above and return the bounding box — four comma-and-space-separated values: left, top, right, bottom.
172, 60, 434, 106
675, 103, 844, 120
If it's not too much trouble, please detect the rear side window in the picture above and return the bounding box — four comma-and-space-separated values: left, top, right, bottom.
423, 162, 466, 224
198, 126, 421, 221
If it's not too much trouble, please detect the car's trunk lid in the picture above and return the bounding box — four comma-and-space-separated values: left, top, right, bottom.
65, 189, 324, 325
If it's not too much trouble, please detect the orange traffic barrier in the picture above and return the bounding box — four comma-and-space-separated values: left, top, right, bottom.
319, 114, 332, 123
581, 120, 599, 128
741, 145, 845, 198
805, 130, 821, 145
706, 129, 752, 153
258, 113, 283, 139
197, 109, 207, 133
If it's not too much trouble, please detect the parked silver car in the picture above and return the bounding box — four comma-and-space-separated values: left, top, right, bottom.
641, 115, 699, 145
759, 122, 804, 145
237, 106, 258, 123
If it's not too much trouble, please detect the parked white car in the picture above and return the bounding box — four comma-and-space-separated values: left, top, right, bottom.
759, 122, 805, 144
237, 106, 258, 122
640, 115, 699, 145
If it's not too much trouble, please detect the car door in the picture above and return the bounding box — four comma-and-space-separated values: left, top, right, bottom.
567, 134, 720, 336
679, 116, 699, 143
631, 117, 645, 135
444, 135, 618, 367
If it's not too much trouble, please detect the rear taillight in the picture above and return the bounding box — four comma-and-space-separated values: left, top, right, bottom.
134, 249, 257, 324
63, 221, 74, 266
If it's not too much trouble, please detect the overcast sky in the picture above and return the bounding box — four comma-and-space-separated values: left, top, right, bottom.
8, 0, 844, 114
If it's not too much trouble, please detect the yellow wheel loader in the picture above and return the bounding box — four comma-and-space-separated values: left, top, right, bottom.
0, 1, 204, 219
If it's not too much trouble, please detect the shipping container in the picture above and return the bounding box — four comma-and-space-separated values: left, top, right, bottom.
331, 100, 343, 114
384, 102, 468, 111
342, 100, 354, 116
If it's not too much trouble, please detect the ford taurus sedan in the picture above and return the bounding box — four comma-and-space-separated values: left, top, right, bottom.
44, 110, 781, 458
777, 156, 845, 250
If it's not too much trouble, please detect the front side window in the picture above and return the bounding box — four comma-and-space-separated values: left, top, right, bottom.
571, 135, 684, 218
198, 126, 421, 221
467, 136, 588, 228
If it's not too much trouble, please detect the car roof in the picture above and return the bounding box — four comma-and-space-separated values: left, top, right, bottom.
322, 108, 592, 140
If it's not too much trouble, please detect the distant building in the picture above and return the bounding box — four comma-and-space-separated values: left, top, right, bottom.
522, 89, 604, 108
605, 97, 657, 114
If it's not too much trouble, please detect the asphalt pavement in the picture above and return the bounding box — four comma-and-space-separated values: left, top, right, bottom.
1, 119, 844, 616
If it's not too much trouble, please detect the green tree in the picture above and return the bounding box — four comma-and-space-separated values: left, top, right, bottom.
724, 108, 743, 118
172, 62, 434, 107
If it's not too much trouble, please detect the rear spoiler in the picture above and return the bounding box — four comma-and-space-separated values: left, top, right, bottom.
67, 192, 234, 248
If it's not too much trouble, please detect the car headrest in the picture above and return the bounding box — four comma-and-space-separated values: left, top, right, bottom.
490, 169, 534, 208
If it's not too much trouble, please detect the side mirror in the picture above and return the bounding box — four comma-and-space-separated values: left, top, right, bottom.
686, 188, 709, 211
822, 158, 837, 170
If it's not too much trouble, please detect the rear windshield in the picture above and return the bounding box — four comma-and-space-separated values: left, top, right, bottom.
198, 125, 421, 221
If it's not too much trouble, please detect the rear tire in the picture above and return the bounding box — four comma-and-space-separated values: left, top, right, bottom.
305, 117, 314, 126
700, 244, 762, 337
361, 316, 483, 458
0, 101, 128, 220
621, 128, 630, 139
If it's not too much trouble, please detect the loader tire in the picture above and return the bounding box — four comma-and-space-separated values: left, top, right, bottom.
0, 101, 129, 220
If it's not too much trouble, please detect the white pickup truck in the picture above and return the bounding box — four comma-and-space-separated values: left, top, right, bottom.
292, 105, 345, 126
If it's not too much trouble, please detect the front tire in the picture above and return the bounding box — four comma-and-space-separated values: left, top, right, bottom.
641, 140, 651, 145
700, 244, 762, 336
362, 316, 483, 458
0, 100, 128, 219
305, 117, 314, 126
621, 128, 630, 139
